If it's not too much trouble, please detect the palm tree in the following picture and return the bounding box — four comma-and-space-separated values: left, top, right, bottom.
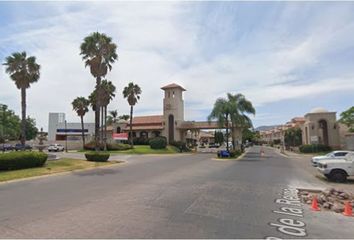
227, 93, 255, 150
80, 32, 118, 151
100, 80, 116, 150
208, 98, 231, 152
123, 82, 142, 147
3, 52, 40, 146
72, 97, 90, 148
119, 114, 130, 121
107, 110, 118, 125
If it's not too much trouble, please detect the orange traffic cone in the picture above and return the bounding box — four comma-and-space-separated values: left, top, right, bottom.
311, 196, 320, 211
343, 201, 353, 216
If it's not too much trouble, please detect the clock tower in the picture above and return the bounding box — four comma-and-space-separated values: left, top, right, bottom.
161, 83, 186, 143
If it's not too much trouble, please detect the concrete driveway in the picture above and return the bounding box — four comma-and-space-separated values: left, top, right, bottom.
0, 146, 353, 238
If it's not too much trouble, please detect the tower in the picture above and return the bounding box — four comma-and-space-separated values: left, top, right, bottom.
161, 83, 186, 143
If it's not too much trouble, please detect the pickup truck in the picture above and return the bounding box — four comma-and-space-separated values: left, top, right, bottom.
317, 152, 354, 182
311, 150, 351, 166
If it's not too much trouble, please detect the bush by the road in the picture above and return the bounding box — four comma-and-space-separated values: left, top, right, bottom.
85, 152, 110, 162
299, 144, 332, 153
84, 141, 131, 151
229, 150, 242, 158
149, 137, 167, 149
170, 141, 190, 152
0, 152, 48, 170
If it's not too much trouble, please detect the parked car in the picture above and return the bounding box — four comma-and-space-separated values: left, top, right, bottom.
311, 151, 351, 166
209, 143, 220, 148
0, 144, 14, 151
317, 152, 354, 182
48, 144, 65, 152
14, 144, 32, 151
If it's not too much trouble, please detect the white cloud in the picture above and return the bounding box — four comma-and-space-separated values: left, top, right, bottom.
1, 2, 354, 130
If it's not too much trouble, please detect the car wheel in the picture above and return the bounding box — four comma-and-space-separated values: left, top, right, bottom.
329, 170, 347, 183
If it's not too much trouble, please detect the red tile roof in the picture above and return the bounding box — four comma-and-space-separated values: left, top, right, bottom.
161, 83, 186, 91
131, 115, 163, 124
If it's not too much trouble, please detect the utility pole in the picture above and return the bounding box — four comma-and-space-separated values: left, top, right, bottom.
65, 120, 68, 152
1, 104, 4, 153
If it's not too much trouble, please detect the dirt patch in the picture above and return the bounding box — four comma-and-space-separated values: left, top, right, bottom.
298, 188, 354, 214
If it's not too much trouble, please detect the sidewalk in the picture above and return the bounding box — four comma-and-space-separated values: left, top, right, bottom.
279, 148, 354, 194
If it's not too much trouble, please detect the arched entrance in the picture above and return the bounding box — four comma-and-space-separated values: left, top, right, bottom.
168, 114, 174, 143
318, 119, 329, 146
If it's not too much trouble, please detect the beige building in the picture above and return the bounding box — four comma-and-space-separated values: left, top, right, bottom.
301, 108, 340, 148
110, 83, 241, 145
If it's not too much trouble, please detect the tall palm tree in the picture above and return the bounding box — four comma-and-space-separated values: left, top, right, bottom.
208, 98, 231, 152
80, 32, 118, 151
100, 80, 116, 150
227, 93, 255, 150
108, 110, 118, 125
3, 51, 40, 146
123, 82, 142, 147
72, 97, 90, 148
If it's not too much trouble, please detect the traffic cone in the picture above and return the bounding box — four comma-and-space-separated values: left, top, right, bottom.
343, 201, 353, 216
311, 196, 320, 211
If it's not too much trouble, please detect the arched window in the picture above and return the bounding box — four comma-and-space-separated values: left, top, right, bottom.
116, 127, 121, 133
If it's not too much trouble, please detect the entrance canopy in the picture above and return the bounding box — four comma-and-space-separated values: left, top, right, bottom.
178, 121, 220, 130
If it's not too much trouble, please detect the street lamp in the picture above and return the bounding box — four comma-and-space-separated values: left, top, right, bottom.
65, 120, 68, 152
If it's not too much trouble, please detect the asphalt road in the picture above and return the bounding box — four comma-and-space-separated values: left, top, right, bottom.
1, 146, 353, 238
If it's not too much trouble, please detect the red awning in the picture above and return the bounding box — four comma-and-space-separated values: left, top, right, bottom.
112, 133, 128, 140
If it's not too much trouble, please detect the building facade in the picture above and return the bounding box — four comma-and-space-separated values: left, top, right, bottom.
48, 112, 95, 142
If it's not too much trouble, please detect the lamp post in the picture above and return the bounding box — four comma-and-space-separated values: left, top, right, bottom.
65, 120, 68, 152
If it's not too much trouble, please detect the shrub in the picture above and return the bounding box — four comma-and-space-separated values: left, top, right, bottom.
0, 152, 48, 170
299, 144, 332, 153
107, 143, 132, 151
273, 139, 281, 145
170, 141, 190, 152
133, 137, 150, 145
85, 152, 110, 162
229, 150, 242, 158
149, 137, 167, 149
84, 141, 132, 151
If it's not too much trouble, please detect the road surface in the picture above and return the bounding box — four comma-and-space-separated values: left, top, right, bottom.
1, 146, 353, 238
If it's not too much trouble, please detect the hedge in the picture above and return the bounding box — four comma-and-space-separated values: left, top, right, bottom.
84, 142, 131, 151
149, 137, 167, 149
85, 152, 110, 162
229, 150, 242, 158
170, 141, 190, 152
299, 144, 332, 153
0, 152, 48, 170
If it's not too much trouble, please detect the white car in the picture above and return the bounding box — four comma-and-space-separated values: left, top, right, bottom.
311, 151, 351, 166
48, 144, 65, 152
317, 152, 354, 182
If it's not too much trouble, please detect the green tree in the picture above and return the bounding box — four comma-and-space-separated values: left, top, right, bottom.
339, 106, 354, 132
25, 117, 38, 140
99, 80, 116, 150
123, 82, 142, 147
119, 114, 130, 121
0, 104, 20, 142
72, 97, 90, 148
208, 98, 231, 152
214, 130, 224, 145
3, 52, 40, 145
107, 110, 118, 125
80, 32, 118, 151
227, 93, 255, 150
284, 127, 302, 147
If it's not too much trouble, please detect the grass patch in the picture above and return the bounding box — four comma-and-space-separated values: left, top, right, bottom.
80, 145, 179, 154
0, 158, 121, 182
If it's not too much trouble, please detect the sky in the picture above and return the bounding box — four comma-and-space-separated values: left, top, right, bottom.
0, 1, 354, 131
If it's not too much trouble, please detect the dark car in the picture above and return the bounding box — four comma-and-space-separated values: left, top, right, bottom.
0, 144, 14, 151
14, 144, 32, 151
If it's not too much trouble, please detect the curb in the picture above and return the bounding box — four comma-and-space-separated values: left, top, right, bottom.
0, 160, 126, 186
211, 148, 250, 161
